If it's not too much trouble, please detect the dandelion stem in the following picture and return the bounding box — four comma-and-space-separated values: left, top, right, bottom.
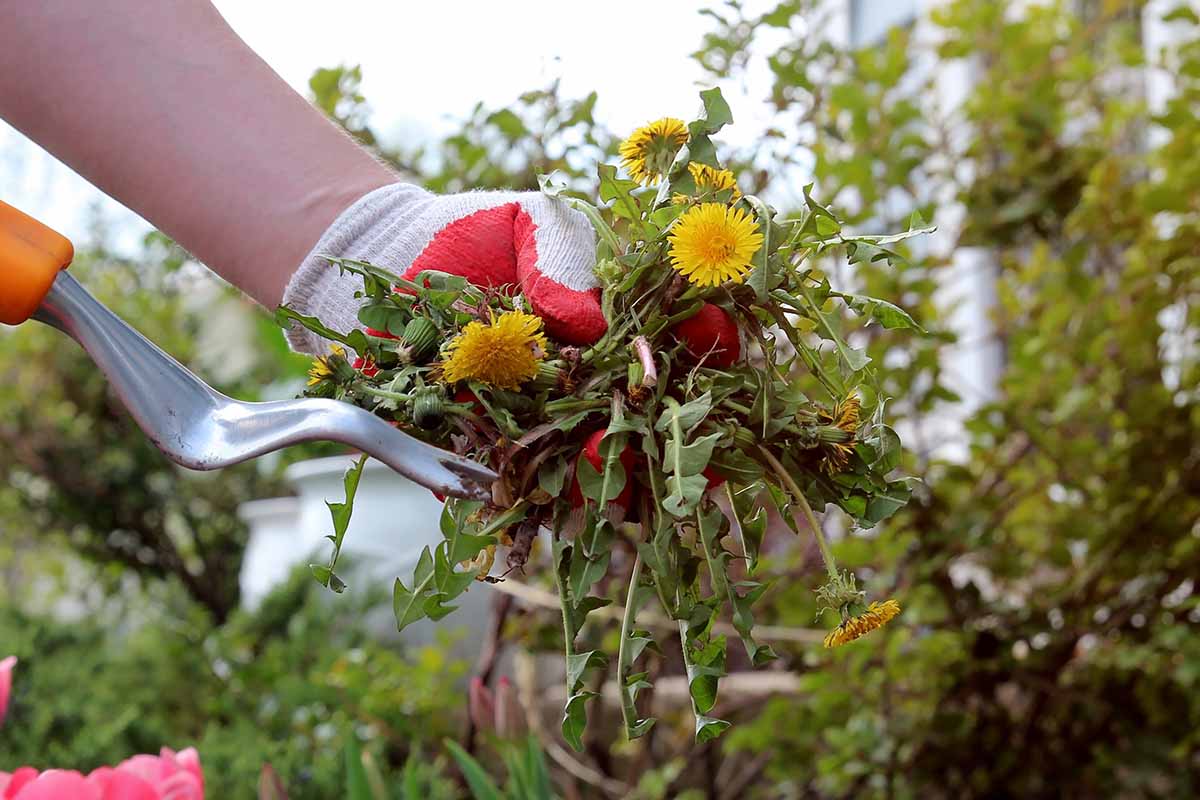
357, 385, 412, 403
722, 399, 752, 415
553, 532, 577, 662
631, 336, 658, 387
616, 550, 644, 736
543, 398, 609, 414
758, 446, 840, 582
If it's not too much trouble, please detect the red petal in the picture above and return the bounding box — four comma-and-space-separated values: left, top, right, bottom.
13, 771, 99, 800
91, 771, 158, 800
4, 768, 40, 799
0, 656, 15, 728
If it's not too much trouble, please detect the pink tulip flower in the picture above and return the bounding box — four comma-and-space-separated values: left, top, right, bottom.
0, 656, 15, 728
0, 749, 203, 799
0, 657, 204, 800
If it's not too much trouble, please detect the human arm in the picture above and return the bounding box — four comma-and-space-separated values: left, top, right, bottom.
0, 0, 396, 308
0, 0, 612, 353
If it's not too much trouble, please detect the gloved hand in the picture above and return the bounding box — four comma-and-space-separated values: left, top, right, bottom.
282, 184, 608, 354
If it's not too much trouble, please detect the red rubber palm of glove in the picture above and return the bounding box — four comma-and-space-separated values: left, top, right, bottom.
675, 302, 741, 368
399, 198, 607, 346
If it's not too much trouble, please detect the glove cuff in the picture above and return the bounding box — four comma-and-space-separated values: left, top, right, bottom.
281, 182, 427, 354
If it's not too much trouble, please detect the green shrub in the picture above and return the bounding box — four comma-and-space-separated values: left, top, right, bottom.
0, 567, 467, 798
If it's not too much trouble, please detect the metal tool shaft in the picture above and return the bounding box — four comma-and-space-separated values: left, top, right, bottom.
32, 272, 494, 499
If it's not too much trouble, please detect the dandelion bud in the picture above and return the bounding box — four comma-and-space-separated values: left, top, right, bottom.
532, 360, 564, 392
593, 258, 624, 286
732, 426, 757, 450
401, 317, 439, 363
411, 385, 445, 430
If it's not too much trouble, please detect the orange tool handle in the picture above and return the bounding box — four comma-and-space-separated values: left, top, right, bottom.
0, 200, 75, 326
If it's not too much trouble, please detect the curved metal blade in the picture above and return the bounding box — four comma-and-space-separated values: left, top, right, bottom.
32, 272, 496, 499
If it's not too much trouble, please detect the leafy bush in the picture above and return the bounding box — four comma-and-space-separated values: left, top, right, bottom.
0, 567, 467, 798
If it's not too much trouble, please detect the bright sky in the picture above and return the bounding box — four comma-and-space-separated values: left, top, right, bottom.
0, 1, 781, 252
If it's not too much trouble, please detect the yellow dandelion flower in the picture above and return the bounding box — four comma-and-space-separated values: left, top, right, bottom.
823, 599, 901, 648
673, 162, 742, 204
820, 393, 862, 474
668, 202, 764, 287
619, 117, 689, 185
307, 344, 346, 386
441, 310, 547, 390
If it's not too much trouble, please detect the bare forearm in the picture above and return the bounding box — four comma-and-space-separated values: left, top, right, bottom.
0, 0, 397, 306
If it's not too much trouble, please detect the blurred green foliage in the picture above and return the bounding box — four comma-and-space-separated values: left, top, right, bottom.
0, 566, 466, 799
308, 66, 617, 194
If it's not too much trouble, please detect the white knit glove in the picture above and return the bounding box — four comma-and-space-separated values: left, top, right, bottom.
282, 183, 606, 354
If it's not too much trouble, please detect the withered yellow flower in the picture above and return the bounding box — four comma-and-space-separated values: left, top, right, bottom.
673, 162, 742, 204
668, 202, 764, 287
823, 599, 901, 648
307, 344, 346, 386
821, 393, 862, 474
619, 117, 689, 185
441, 310, 547, 390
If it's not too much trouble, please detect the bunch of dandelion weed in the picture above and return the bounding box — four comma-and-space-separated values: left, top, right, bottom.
279, 86, 931, 748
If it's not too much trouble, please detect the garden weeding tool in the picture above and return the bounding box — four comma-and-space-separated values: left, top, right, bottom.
0, 199, 496, 500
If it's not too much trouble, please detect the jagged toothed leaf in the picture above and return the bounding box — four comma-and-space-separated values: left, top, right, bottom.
392, 547, 436, 632
683, 635, 727, 714
434, 545, 477, 597
745, 195, 774, 302
561, 691, 598, 752
538, 456, 570, 498
598, 164, 646, 228
695, 87, 733, 134
839, 293, 924, 332
568, 517, 613, 601
868, 425, 904, 473
673, 432, 723, 476
357, 303, 408, 335
664, 473, 709, 518
864, 479, 915, 524
566, 650, 607, 692
275, 306, 355, 347
626, 630, 659, 665
730, 580, 778, 666
312, 456, 367, 593
695, 715, 732, 743
706, 449, 765, 484
654, 392, 712, 433
728, 484, 768, 572
697, 503, 732, 602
